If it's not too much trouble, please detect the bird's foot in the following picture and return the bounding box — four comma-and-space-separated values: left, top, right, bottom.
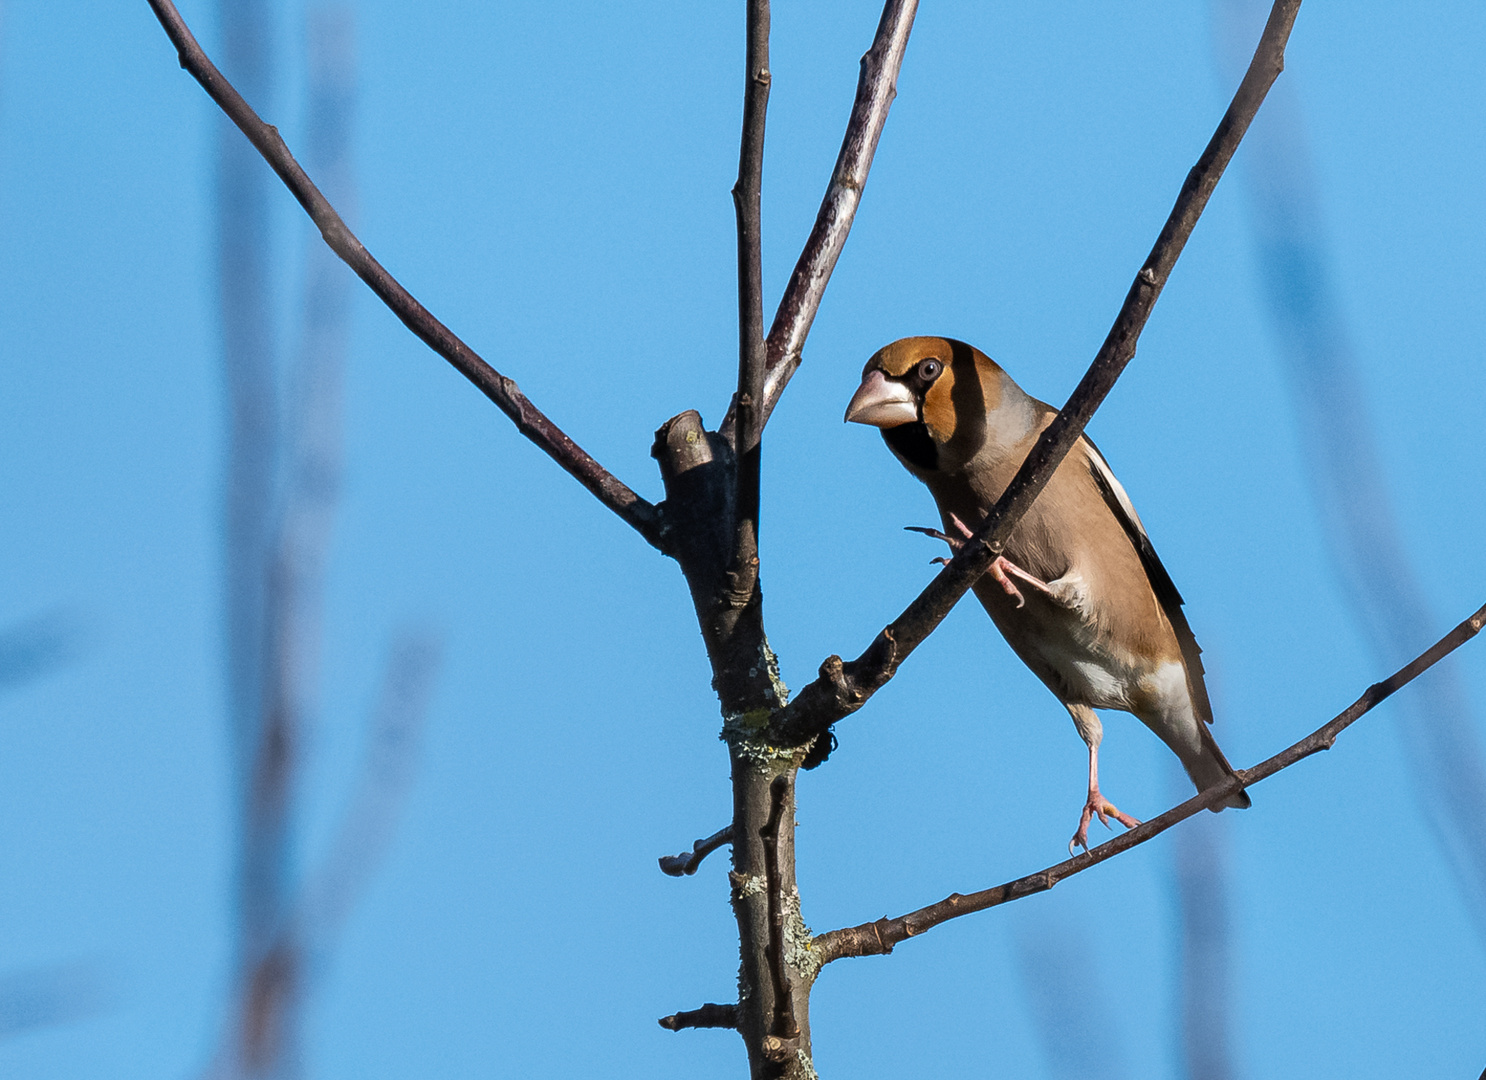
1068, 789, 1141, 855
987, 556, 1056, 609
906, 518, 1055, 608
905, 525, 962, 560
905, 512, 978, 559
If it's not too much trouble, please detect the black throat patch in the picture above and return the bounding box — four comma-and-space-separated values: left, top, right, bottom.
882, 421, 937, 472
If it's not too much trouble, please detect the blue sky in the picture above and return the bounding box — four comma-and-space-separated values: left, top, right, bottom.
2, 1, 1484, 1077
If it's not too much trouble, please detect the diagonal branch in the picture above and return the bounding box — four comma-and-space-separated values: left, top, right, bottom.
772, 0, 1303, 750
812, 599, 1486, 966
144, 0, 662, 548
728, 0, 772, 605
721, 0, 919, 440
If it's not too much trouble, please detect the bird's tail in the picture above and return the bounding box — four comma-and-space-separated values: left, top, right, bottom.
1188, 724, 1252, 811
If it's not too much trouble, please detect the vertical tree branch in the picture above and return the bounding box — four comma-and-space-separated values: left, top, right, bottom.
729, 0, 771, 612
728, 755, 809, 1079
758, 776, 798, 1041
652, 409, 803, 1079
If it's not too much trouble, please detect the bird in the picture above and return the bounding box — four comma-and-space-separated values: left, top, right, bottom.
845, 336, 1249, 853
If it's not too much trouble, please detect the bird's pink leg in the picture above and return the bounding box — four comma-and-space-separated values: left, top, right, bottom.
909, 514, 1056, 609
1069, 741, 1141, 855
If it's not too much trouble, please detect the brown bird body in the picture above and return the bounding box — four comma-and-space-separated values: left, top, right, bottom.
846, 336, 1248, 851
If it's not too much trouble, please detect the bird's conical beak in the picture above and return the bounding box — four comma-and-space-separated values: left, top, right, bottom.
845, 369, 918, 427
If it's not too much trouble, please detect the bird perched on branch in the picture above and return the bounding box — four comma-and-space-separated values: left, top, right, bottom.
846, 336, 1249, 853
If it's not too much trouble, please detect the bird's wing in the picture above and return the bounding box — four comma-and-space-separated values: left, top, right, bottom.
1081, 436, 1216, 728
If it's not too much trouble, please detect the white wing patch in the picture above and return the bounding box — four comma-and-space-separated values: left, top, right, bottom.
1085, 439, 1150, 543
1081, 434, 1214, 728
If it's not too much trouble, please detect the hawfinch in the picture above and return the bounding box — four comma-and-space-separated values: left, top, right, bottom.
846, 336, 1249, 852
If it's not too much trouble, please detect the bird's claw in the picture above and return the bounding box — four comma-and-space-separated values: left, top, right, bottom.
905, 525, 962, 549
1069, 791, 1141, 854
988, 559, 1028, 609
908, 520, 1054, 612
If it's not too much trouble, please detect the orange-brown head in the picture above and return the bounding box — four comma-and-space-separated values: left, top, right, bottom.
845, 336, 1030, 475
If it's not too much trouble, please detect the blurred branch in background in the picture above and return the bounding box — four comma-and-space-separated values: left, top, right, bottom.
0, 962, 109, 1042
1172, 790, 1236, 1080
1014, 923, 1130, 1080
210, 6, 355, 1076
296, 628, 439, 947
212, 0, 282, 1064
214, 627, 437, 1077
1213, 0, 1486, 938
215, 0, 278, 811
0, 611, 80, 694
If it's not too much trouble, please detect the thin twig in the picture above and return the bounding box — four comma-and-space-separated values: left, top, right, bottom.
659, 825, 734, 877
658, 1003, 740, 1031
144, 0, 662, 548
728, 0, 770, 605
811, 600, 1486, 966
721, 0, 919, 439
770, 0, 1303, 750
758, 776, 798, 1039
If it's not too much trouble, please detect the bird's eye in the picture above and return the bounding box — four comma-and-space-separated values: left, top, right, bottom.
917, 358, 942, 382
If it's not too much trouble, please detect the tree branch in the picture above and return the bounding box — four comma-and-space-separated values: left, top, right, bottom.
728, 0, 772, 614
658, 1003, 740, 1032
721, 0, 919, 440
659, 825, 734, 877
144, 0, 662, 549
758, 776, 799, 1040
772, 0, 1303, 751
811, 599, 1486, 965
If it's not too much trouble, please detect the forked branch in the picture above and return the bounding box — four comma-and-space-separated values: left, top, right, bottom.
772, 0, 1304, 750
812, 599, 1486, 965
144, 0, 662, 548
722, 0, 919, 439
